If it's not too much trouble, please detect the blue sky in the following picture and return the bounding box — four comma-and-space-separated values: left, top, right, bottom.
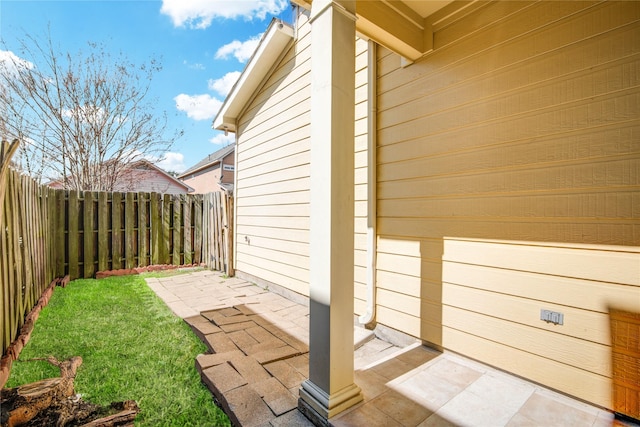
0, 0, 293, 172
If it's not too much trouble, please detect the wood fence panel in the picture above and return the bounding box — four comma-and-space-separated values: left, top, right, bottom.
54, 189, 66, 277
67, 191, 79, 280
1, 166, 57, 354
138, 192, 149, 267
125, 192, 135, 269
1, 198, 10, 349
201, 194, 209, 268
162, 194, 171, 265
184, 197, 192, 265
97, 192, 109, 272
172, 197, 180, 265
150, 192, 160, 265
193, 196, 202, 264
201, 192, 233, 274
226, 195, 235, 276
7, 173, 21, 328
213, 193, 221, 270
23, 178, 37, 310
83, 191, 95, 278
112, 192, 123, 270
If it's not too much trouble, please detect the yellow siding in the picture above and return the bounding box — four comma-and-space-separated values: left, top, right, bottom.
375, 0, 640, 409
235, 9, 312, 294
441, 238, 640, 409
354, 37, 369, 313
235, 9, 370, 301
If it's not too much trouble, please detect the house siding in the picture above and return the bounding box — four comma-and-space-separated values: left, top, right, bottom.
181, 151, 235, 194
375, 0, 640, 408
354, 37, 370, 315
182, 164, 222, 194
234, 9, 371, 301
234, 8, 313, 295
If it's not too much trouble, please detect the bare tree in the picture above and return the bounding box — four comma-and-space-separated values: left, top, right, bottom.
0, 31, 182, 190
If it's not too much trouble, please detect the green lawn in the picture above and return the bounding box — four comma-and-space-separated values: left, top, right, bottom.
6, 274, 230, 427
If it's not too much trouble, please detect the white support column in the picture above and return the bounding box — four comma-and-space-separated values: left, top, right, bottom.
298, 0, 362, 425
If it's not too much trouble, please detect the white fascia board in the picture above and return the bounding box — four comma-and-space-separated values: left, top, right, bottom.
212, 19, 294, 132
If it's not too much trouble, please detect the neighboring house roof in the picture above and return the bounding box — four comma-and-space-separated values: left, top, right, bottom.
212, 19, 295, 133
128, 159, 194, 193
47, 159, 193, 193
178, 144, 235, 178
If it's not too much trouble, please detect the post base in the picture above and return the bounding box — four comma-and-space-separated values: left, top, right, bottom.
298, 380, 363, 426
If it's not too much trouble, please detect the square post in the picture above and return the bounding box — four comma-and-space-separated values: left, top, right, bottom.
298, 1, 362, 425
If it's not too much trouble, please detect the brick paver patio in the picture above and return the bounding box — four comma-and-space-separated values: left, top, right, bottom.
146, 270, 618, 427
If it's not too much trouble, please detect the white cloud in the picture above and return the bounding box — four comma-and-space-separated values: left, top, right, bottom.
215, 34, 262, 63
0, 50, 33, 76
208, 71, 241, 97
174, 93, 222, 121
160, 0, 288, 29
210, 132, 235, 146
156, 152, 187, 173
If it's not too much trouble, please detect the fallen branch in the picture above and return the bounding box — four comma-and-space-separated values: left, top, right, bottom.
0, 357, 139, 427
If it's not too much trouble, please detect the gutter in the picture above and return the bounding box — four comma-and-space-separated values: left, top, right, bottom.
359, 40, 377, 327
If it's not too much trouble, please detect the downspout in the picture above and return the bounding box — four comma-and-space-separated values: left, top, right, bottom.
359, 40, 377, 327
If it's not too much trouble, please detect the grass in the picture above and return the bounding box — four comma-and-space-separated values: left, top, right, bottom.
6, 275, 230, 427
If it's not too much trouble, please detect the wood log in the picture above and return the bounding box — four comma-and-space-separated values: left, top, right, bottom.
1, 357, 139, 427
80, 410, 137, 427
1, 357, 82, 427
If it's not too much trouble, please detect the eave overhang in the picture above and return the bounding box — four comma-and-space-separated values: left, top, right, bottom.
291, 0, 467, 62
212, 19, 295, 133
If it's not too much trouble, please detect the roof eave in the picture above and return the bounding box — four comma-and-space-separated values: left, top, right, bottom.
177, 158, 221, 179
212, 19, 295, 133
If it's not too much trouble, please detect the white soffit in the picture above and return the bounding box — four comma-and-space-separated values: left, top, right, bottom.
212, 19, 295, 132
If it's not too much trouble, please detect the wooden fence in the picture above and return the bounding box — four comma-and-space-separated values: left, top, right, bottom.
58, 191, 204, 278
202, 191, 234, 275
1, 142, 233, 355
1, 167, 57, 352
47, 189, 232, 278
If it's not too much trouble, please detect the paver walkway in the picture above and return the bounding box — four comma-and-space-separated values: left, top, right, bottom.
146, 269, 619, 427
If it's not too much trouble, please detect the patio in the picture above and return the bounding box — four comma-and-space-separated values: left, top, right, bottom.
146, 270, 616, 427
